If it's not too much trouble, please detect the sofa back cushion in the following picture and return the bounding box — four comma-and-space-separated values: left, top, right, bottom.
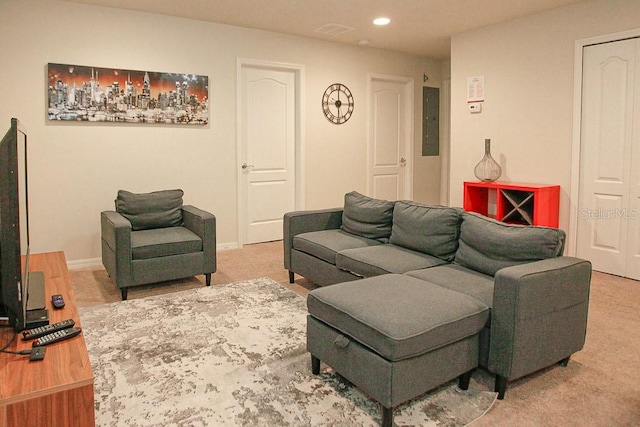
389, 201, 461, 261
341, 191, 395, 242
455, 212, 565, 276
116, 189, 184, 231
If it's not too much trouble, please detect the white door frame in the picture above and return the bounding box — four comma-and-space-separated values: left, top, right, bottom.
569, 28, 640, 256
366, 73, 414, 199
236, 58, 305, 247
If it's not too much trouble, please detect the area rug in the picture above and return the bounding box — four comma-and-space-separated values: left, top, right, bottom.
78, 278, 497, 426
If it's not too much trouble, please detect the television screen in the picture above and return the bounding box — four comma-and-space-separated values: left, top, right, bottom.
0, 118, 30, 330
17, 121, 30, 321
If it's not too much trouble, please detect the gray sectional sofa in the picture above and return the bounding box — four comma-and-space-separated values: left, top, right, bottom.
284, 191, 592, 406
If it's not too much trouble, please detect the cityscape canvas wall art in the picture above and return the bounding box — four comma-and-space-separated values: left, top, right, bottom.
47, 63, 209, 125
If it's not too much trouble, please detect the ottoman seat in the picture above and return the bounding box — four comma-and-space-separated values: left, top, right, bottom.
307, 274, 490, 427
307, 274, 489, 361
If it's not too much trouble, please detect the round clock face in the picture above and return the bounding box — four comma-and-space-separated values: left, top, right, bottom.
322, 83, 354, 124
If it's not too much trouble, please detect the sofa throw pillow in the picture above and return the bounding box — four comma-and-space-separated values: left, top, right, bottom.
455, 212, 566, 276
341, 191, 395, 242
116, 189, 184, 231
389, 201, 461, 261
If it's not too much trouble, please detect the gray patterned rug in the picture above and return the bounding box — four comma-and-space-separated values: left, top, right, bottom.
78, 278, 496, 426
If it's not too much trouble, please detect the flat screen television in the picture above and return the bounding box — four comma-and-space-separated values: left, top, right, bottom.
0, 118, 41, 331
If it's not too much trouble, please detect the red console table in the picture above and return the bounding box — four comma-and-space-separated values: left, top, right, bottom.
463, 181, 560, 228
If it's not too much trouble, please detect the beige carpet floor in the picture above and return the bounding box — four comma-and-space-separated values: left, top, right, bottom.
71, 240, 640, 426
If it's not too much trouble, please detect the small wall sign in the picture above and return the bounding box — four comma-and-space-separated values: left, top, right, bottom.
467, 75, 485, 103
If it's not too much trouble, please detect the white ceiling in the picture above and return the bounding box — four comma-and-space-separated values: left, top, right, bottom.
64, 0, 587, 59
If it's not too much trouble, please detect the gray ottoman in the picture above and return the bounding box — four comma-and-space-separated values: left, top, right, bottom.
307, 274, 490, 427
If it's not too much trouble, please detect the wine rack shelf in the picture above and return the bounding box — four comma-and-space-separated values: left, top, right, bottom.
463, 181, 560, 227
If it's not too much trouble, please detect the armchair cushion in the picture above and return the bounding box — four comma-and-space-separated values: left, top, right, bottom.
131, 227, 202, 260
341, 191, 395, 242
116, 189, 184, 231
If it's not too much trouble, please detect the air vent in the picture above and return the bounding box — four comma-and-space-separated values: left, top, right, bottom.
314, 23, 354, 36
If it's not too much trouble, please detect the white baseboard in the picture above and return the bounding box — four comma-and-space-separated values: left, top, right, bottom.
217, 242, 240, 251
67, 241, 241, 271
68, 257, 103, 270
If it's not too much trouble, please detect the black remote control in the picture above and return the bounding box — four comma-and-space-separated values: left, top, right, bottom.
30, 346, 46, 362
52, 294, 65, 309
22, 319, 75, 340
32, 327, 82, 347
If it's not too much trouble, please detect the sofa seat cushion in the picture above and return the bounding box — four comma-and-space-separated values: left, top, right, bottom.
455, 212, 566, 276
293, 230, 382, 265
307, 274, 489, 361
131, 226, 202, 260
406, 264, 495, 310
336, 244, 447, 277
390, 201, 461, 261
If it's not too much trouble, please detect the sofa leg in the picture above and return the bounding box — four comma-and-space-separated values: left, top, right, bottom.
495, 375, 507, 400
381, 405, 393, 427
558, 356, 571, 367
121, 287, 128, 301
311, 354, 320, 374
205, 273, 211, 286
458, 369, 472, 390
289, 271, 295, 284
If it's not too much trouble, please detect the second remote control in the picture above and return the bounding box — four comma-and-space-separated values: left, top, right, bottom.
32, 327, 82, 346
22, 319, 75, 340
52, 294, 65, 309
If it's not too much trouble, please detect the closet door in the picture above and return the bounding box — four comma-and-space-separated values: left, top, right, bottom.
577, 38, 640, 280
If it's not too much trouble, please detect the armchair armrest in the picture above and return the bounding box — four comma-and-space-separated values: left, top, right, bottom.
101, 210, 132, 254
182, 205, 216, 273
100, 210, 133, 286
489, 256, 592, 380
283, 208, 344, 269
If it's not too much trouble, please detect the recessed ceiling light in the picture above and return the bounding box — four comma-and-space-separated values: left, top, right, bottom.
373, 17, 390, 26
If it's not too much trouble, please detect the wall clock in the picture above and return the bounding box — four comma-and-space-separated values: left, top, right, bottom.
322, 83, 354, 124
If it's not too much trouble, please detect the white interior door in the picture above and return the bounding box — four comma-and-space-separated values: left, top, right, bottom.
368, 76, 413, 201
239, 64, 296, 244
577, 37, 640, 280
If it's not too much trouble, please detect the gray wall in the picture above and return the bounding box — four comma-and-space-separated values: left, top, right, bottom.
0, 0, 441, 265
450, 0, 640, 239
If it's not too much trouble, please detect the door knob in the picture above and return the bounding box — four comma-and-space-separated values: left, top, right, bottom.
400, 157, 406, 165
241, 162, 254, 170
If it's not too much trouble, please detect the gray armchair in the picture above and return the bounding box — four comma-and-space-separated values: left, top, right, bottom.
101, 189, 216, 300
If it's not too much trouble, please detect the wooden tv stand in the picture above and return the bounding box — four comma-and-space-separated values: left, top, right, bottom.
0, 252, 95, 427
